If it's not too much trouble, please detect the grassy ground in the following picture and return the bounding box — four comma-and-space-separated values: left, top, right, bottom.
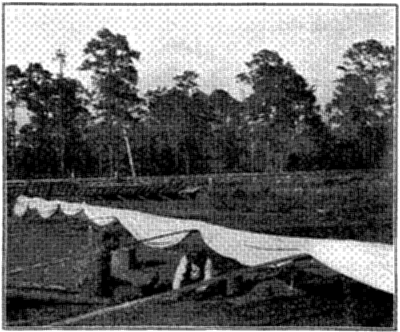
85, 171, 393, 243
5, 170, 394, 327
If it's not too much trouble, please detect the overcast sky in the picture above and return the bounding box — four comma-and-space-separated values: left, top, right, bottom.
5, 4, 396, 125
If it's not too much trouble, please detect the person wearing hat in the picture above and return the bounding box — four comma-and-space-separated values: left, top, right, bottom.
172, 249, 213, 291
78, 228, 120, 297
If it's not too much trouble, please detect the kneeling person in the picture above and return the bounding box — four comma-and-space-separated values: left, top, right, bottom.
172, 249, 213, 291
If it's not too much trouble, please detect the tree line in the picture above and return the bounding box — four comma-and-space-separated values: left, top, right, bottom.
6, 29, 394, 179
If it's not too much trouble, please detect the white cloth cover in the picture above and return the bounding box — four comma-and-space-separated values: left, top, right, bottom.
13, 195, 30, 217
13, 196, 394, 294
31, 197, 60, 218
58, 201, 85, 216
305, 239, 394, 295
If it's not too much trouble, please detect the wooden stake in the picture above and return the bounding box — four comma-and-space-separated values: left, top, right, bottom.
88, 225, 94, 248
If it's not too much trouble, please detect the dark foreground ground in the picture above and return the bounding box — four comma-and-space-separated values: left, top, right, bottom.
5, 170, 395, 327
71, 274, 393, 327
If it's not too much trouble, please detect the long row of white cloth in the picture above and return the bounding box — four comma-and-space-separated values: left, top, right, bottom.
13, 195, 394, 295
